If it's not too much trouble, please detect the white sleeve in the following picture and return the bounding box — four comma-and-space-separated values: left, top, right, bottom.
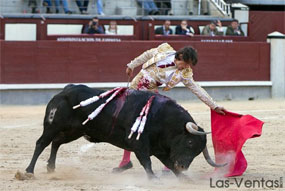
182, 76, 218, 110
127, 47, 158, 70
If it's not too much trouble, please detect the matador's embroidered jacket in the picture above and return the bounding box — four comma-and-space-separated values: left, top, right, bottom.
127, 43, 218, 109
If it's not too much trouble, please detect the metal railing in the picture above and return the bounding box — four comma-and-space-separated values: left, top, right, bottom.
209, 0, 231, 16
0, 0, 231, 16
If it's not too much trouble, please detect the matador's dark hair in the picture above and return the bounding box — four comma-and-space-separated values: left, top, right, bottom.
175, 46, 198, 66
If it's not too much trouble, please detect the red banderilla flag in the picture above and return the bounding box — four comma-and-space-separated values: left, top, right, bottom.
211, 110, 264, 177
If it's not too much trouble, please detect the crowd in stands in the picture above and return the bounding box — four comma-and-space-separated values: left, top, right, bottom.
26, 1, 244, 37
27, 0, 213, 16
81, 17, 118, 35
28, 0, 105, 15
80, 17, 244, 37
155, 19, 245, 36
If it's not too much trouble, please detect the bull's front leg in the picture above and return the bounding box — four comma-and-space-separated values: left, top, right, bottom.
134, 151, 157, 180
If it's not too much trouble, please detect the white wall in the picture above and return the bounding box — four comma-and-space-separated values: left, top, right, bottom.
47, 24, 83, 35
5, 23, 37, 41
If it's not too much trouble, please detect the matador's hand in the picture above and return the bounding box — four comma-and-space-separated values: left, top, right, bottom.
214, 106, 226, 115
126, 67, 133, 77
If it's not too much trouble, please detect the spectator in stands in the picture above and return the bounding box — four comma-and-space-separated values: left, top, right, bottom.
43, 0, 72, 14
155, 20, 173, 35
76, 0, 104, 15
226, 19, 245, 36
154, 0, 172, 15
85, 17, 105, 34
175, 20, 195, 36
105, 21, 119, 35
76, 0, 89, 14
187, 0, 209, 15
137, 0, 160, 15
97, 0, 105, 15
201, 20, 224, 36
43, 0, 52, 13
28, 0, 38, 13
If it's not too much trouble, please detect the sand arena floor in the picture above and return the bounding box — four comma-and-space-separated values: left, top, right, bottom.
0, 99, 285, 191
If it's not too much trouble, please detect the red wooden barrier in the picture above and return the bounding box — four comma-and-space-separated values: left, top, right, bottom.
0, 41, 270, 84
249, 11, 285, 41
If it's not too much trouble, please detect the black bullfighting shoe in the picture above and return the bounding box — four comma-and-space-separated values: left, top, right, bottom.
112, 161, 133, 173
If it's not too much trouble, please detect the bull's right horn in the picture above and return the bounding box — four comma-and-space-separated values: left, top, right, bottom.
203, 146, 227, 167
185, 122, 211, 135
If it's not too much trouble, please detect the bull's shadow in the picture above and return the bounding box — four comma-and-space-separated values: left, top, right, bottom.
25, 84, 225, 180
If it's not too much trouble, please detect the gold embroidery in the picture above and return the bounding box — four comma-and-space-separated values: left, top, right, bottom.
157, 67, 166, 80
181, 68, 192, 79
128, 43, 175, 70
157, 43, 174, 53
129, 72, 144, 89
166, 70, 181, 89
162, 86, 171, 91
142, 53, 169, 69
130, 65, 161, 92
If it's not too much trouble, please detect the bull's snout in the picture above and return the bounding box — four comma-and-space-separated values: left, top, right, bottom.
174, 161, 189, 172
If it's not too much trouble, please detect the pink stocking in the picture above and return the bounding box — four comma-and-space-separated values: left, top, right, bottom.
118, 150, 131, 167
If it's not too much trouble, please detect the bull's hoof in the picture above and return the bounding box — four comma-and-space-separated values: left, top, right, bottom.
112, 161, 133, 173
47, 165, 55, 173
15, 171, 35, 180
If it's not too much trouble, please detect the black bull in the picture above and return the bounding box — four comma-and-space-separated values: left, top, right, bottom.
25, 84, 224, 179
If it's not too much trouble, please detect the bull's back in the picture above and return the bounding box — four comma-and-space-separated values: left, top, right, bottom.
43, 85, 103, 129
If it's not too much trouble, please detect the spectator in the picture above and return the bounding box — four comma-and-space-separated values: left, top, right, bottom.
137, 0, 159, 15
75, 0, 89, 14
155, 20, 173, 35
28, 0, 38, 13
154, 0, 171, 15
105, 21, 119, 35
43, 0, 73, 14
201, 20, 224, 36
96, 0, 105, 15
76, 0, 104, 15
85, 17, 105, 34
43, 0, 52, 13
175, 20, 195, 36
187, 0, 209, 15
226, 20, 245, 36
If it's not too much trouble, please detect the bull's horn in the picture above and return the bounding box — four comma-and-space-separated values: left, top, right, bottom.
185, 122, 211, 135
203, 146, 227, 167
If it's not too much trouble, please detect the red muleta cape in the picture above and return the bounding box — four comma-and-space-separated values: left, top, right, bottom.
211, 110, 264, 177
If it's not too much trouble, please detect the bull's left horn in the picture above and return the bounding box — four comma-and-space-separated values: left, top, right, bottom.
203, 146, 227, 167
185, 122, 211, 135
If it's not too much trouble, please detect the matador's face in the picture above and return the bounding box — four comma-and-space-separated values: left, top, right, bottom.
175, 54, 192, 70
175, 59, 192, 70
